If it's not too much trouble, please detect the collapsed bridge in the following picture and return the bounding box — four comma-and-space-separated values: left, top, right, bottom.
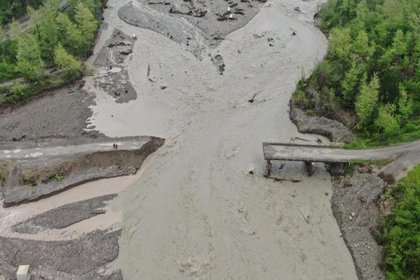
263, 141, 420, 176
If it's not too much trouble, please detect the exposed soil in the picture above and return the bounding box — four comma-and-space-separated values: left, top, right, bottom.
0, 230, 121, 280
12, 194, 117, 234
0, 82, 101, 144
331, 173, 386, 280
93, 29, 137, 103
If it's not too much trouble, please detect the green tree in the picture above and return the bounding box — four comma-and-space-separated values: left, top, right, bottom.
375, 104, 400, 136
397, 85, 414, 118
9, 19, 22, 38
342, 61, 366, 105
352, 30, 374, 61
329, 27, 352, 62
16, 33, 44, 81
54, 43, 83, 80
355, 73, 380, 127
28, 0, 60, 63
381, 30, 408, 66
56, 13, 82, 55
74, 2, 98, 56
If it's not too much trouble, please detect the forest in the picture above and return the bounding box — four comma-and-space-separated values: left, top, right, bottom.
293, 0, 419, 146
0, 0, 103, 105
381, 165, 420, 280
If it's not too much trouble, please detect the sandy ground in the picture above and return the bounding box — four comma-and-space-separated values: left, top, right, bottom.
83, 0, 359, 279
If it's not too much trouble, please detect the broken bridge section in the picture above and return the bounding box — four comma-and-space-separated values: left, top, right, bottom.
262, 141, 420, 177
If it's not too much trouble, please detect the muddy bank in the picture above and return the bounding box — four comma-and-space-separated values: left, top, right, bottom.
12, 194, 117, 234
331, 172, 386, 280
0, 82, 102, 143
118, 0, 262, 57
93, 29, 137, 103
289, 103, 354, 143
0, 230, 121, 280
1, 136, 164, 207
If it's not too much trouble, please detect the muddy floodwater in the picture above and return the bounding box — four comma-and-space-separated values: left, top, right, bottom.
85, 0, 359, 278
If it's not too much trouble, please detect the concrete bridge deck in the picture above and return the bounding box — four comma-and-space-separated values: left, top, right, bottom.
263, 140, 420, 176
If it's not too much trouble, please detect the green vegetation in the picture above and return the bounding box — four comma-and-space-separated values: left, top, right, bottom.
0, 0, 44, 24
0, 0, 103, 105
381, 165, 420, 280
42, 172, 67, 183
294, 0, 419, 146
20, 175, 37, 187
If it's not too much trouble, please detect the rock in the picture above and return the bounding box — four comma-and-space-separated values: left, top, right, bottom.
211, 54, 225, 75
325, 162, 346, 176
289, 105, 354, 143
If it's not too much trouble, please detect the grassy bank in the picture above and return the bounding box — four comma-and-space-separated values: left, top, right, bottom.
0, 0, 104, 106
292, 0, 419, 147
381, 165, 420, 280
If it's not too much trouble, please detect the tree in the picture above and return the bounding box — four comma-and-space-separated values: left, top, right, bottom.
355, 73, 380, 127
54, 43, 83, 80
9, 19, 22, 38
375, 104, 400, 136
56, 13, 82, 55
16, 33, 44, 81
397, 85, 413, 118
74, 2, 98, 56
352, 30, 374, 61
28, 0, 60, 63
329, 27, 352, 62
342, 61, 366, 105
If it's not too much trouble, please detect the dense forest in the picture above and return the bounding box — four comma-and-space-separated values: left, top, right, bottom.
0, 0, 103, 105
293, 0, 419, 146
381, 165, 420, 280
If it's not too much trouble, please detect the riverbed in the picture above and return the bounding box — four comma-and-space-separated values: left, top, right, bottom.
86, 0, 358, 278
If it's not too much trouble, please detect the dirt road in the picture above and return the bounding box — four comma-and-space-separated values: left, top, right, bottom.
87, 0, 359, 278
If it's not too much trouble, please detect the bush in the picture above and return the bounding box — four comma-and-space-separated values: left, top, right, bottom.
0, 62, 16, 82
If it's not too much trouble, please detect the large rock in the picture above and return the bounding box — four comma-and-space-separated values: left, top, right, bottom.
290, 105, 354, 143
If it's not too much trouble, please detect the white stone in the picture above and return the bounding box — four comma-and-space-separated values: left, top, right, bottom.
16, 265, 31, 280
